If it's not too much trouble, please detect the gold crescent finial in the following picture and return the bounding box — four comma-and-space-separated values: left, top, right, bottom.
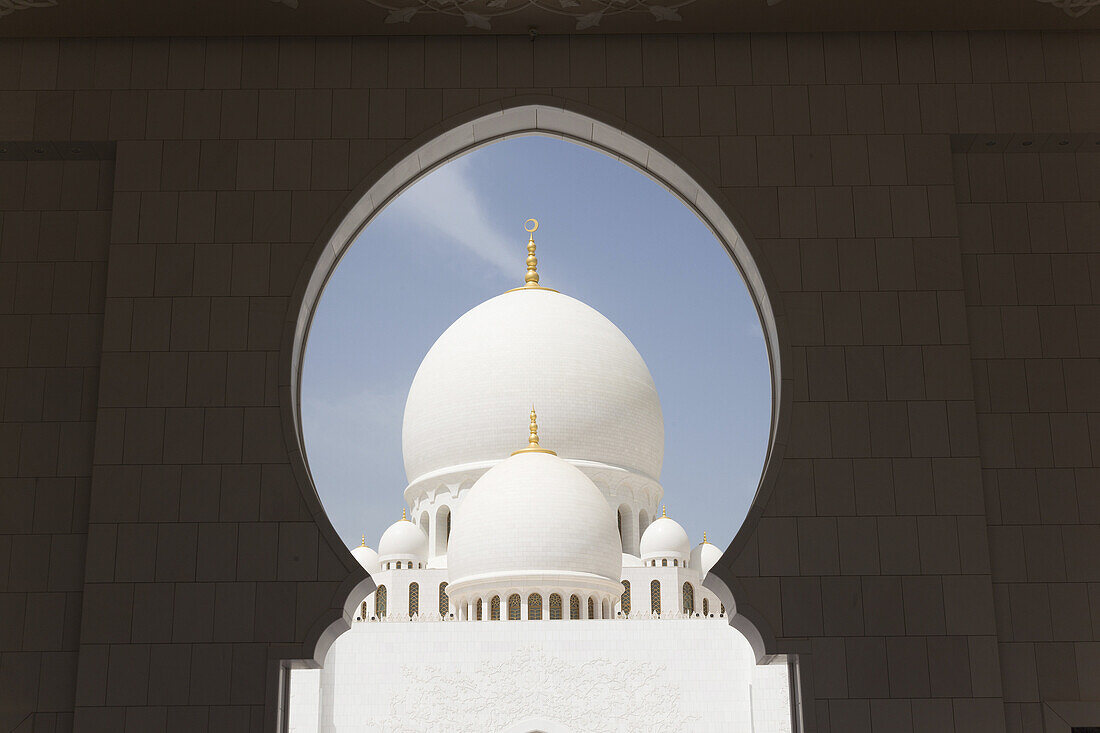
524, 219, 540, 288
511, 405, 556, 456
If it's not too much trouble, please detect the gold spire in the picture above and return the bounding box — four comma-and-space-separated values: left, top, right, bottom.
524, 219, 539, 288
507, 219, 558, 293
662, 505, 667, 518
703, 531, 708, 544
402, 508, 407, 521
511, 406, 556, 456
360, 534, 366, 547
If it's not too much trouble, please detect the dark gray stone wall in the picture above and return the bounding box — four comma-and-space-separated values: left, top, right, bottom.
0, 32, 1096, 732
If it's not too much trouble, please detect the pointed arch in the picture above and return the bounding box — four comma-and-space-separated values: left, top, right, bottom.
438, 582, 449, 617
507, 593, 521, 621
434, 504, 451, 556
374, 585, 387, 618
528, 593, 542, 620
408, 582, 419, 616
569, 594, 580, 620
682, 582, 694, 614
650, 580, 661, 614
278, 99, 794, 726
620, 580, 631, 615
549, 593, 562, 620
490, 595, 500, 621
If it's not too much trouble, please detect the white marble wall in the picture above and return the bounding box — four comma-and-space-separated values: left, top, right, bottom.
290, 618, 791, 732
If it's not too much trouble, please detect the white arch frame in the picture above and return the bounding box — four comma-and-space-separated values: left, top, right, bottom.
276, 95, 796, 729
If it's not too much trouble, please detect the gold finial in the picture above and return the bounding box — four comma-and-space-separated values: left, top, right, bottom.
506, 219, 559, 294
524, 219, 539, 288
360, 534, 366, 547
511, 406, 556, 456
402, 508, 407, 521
662, 505, 667, 518
703, 531, 707, 544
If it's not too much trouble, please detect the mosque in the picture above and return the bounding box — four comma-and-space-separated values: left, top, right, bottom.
288, 221, 793, 732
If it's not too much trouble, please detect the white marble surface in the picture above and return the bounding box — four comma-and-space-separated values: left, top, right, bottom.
289, 618, 791, 733
402, 288, 665, 486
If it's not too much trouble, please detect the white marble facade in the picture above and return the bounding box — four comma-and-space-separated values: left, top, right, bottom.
290, 619, 791, 733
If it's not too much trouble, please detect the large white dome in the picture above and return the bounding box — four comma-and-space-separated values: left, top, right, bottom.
447, 451, 622, 591
402, 288, 664, 486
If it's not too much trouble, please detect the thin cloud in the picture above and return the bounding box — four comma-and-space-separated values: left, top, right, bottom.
386, 156, 515, 276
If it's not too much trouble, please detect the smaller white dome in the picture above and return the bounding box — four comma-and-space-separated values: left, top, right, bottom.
351, 544, 380, 575
690, 540, 723, 575
378, 517, 428, 562
640, 514, 691, 562
621, 553, 644, 568
447, 450, 622, 597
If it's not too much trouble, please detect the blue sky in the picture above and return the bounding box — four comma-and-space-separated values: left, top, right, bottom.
301, 135, 770, 554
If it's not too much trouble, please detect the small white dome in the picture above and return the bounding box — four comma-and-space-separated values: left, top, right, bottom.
690, 540, 723, 575
640, 514, 691, 561
378, 518, 428, 562
402, 288, 664, 486
351, 544, 379, 575
447, 450, 622, 594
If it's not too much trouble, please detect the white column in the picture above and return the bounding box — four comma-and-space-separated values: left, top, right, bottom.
521, 597, 529, 620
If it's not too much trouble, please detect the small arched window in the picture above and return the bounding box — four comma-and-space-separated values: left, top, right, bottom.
682, 582, 694, 614
438, 582, 449, 616
569, 594, 580, 620
359, 600, 367, 621
650, 580, 661, 614
507, 593, 521, 621
673, 559, 678, 567
476, 598, 483, 621
662, 559, 668, 567
409, 582, 419, 616
549, 593, 562, 620
621, 580, 631, 615
375, 585, 387, 617
528, 593, 542, 620
490, 596, 500, 620
703, 598, 709, 616
720, 603, 725, 616
587, 597, 595, 619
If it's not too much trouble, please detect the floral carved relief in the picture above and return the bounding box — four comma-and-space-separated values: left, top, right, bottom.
383, 645, 698, 731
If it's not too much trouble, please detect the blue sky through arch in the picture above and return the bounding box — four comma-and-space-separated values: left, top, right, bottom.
301, 135, 770, 554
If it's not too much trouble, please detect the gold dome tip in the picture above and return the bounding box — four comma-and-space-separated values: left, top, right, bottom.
662, 505, 667, 518
401, 508, 407, 521
703, 531, 707, 544
360, 534, 366, 547
511, 405, 556, 456
523, 219, 539, 288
